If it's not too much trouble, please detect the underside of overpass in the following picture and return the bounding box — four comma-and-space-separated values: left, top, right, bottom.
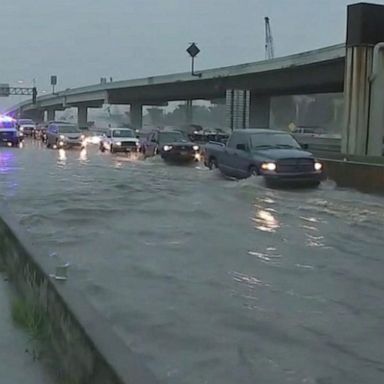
105, 59, 344, 105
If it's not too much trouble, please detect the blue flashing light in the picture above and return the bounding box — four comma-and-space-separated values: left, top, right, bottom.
0, 115, 16, 129
0, 115, 15, 122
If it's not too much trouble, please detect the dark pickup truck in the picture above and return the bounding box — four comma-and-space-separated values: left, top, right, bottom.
203, 129, 324, 186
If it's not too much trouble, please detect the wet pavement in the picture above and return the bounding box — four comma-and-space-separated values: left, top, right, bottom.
0, 276, 52, 384
0, 139, 384, 384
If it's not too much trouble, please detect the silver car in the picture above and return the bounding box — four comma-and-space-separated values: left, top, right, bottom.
46, 123, 86, 149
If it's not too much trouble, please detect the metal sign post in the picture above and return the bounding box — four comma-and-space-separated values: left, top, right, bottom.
0, 83, 10, 96
186, 43, 202, 78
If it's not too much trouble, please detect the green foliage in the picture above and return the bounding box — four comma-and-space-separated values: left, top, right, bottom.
11, 298, 50, 345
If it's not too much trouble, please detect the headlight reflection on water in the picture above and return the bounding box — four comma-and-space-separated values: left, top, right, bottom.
251, 209, 280, 233
58, 148, 66, 162
0, 151, 14, 174
79, 148, 87, 161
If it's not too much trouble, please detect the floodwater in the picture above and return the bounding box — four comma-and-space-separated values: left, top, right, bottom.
1, 140, 384, 384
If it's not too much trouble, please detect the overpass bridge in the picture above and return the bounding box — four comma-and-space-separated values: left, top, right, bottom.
6, 43, 345, 129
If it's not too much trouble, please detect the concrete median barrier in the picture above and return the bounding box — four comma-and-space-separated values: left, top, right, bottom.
0, 206, 159, 384
321, 158, 384, 195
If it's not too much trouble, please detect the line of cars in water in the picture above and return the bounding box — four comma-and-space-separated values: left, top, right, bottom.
0, 115, 325, 187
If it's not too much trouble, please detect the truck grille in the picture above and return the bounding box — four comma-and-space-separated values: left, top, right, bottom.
174, 145, 193, 151
121, 141, 137, 147
277, 158, 314, 173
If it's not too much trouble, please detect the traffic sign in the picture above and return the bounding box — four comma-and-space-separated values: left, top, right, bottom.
187, 43, 200, 58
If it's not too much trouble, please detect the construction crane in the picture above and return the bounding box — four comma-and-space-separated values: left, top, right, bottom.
264, 16, 274, 60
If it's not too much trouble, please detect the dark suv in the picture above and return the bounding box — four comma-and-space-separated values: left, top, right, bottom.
141, 129, 200, 162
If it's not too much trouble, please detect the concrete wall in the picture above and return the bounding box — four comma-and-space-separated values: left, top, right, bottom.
322, 158, 384, 195
0, 208, 159, 384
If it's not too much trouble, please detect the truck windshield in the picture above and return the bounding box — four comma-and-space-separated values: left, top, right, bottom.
18, 119, 34, 125
58, 125, 80, 133
112, 129, 134, 138
250, 133, 301, 150
0, 121, 16, 129
159, 132, 186, 144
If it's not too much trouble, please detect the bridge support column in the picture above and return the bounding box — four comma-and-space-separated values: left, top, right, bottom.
46, 109, 55, 121
342, 3, 384, 156
367, 44, 384, 155
185, 100, 193, 124
130, 103, 142, 129
77, 106, 88, 129
225, 89, 250, 131
249, 94, 271, 128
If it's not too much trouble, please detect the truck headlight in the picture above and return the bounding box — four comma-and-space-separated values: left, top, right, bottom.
314, 162, 322, 171
60, 135, 65, 140
116, 141, 122, 146
163, 145, 172, 151
193, 145, 199, 151
261, 162, 276, 171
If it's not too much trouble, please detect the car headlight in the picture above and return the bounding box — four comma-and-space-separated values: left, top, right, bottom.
60, 134, 65, 140
314, 161, 322, 171
163, 145, 172, 151
20, 127, 24, 132
116, 141, 122, 146
261, 162, 277, 171
193, 145, 199, 151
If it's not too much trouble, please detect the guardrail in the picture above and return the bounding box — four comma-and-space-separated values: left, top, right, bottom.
293, 134, 342, 154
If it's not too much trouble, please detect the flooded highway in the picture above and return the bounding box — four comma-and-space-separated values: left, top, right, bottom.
1, 139, 384, 384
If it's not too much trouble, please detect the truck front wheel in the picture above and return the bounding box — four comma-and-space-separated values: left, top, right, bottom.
249, 166, 259, 177
208, 157, 217, 170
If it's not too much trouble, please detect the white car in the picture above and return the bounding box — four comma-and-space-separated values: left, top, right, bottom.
99, 128, 140, 153
17, 119, 36, 136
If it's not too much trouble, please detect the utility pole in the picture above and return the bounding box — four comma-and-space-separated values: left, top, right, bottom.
264, 17, 274, 60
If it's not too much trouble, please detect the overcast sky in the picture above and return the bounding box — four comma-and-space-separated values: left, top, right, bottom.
1, 0, 384, 108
